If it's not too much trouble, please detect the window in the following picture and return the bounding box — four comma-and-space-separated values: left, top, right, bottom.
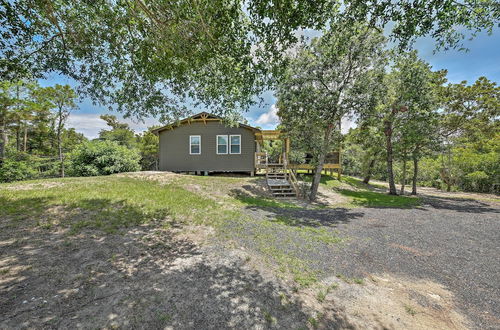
230, 135, 241, 154
189, 135, 201, 155
217, 135, 241, 155
216, 135, 228, 154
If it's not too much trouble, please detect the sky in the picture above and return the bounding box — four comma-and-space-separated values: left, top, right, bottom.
40, 30, 500, 139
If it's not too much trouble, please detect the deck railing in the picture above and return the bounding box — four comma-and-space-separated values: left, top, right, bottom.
288, 168, 301, 197
255, 152, 268, 168
255, 152, 341, 168
300, 152, 340, 165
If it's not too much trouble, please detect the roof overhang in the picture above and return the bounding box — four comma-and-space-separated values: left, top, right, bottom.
151, 112, 260, 135
255, 130, 286, 141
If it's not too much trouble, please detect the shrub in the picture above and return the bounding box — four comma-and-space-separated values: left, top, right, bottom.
68, 140, 141, 177
0, 159, 37, 182
462, 171, 491, 193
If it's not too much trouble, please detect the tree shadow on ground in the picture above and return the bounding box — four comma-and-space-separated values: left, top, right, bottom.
0, 197, 353, 329
336, 189, 421, 208
420, 195, 500, 214
231, 188, 365, 228
0, 196, 172, 233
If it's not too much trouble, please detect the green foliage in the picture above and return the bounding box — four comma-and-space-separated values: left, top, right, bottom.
2, 0, 497, 119
98, 115, 138, 149
68, 140, 141, 177
261, 140, 284, 164
276, 21, 387, 200
463, 171, 490, 193
138, 129, 159, 170
342, 127, 386, 181
0, 158, 36, 182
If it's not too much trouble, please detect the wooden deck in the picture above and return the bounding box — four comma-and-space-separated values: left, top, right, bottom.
288, 163, 341, 170
256, 163, 341, 170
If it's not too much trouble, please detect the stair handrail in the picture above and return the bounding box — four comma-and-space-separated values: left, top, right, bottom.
288, 168, 300, 198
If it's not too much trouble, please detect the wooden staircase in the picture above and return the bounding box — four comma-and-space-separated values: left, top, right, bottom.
266, 166, 297, 198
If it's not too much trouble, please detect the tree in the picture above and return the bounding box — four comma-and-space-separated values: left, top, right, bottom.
99, 115, 137, 149
399, 103, 441, 195
276, 21, 387, 200
0, 81, 16, 164
44, 84, 77, 177
1, 1, 497, 120
138, 127, 160, 171
438, 77, 500, 191
347, 124, 386, 184
374, 52, 438, 195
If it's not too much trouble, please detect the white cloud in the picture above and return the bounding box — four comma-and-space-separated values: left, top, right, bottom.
66, 113, 161, 139
255, 104, 280, 128
341, 116, 357, 134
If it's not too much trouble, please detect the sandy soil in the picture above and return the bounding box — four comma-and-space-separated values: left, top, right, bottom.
1, 172, 498, 329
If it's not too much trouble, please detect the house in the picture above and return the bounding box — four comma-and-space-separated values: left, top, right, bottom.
152, 112, 259, 175
152, 112, 342, 190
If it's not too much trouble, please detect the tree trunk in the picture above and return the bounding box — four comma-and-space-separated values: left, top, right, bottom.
58, 136, 64, 177
23, 124, 28, 152
384, 118, 397, 195
57, 110, 64, 178
0, 113, 6, 165
16, 120, 21, 151
412, 154, 418, 195
309, 125, 334, 201
310, 152, 326, 201
363, 157, 376, 184
400, 154, 407, 195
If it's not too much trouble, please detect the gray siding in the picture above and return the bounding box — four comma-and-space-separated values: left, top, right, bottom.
158, 121, 256, 172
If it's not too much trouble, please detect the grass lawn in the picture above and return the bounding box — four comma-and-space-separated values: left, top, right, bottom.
0, 174, 343, 288
0, 176, 236, 234
301, 173, 421, 208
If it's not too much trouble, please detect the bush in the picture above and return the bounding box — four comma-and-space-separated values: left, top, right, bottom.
68, 140, 141, 177
462, 171, 491, 193
0, 159, 37, 182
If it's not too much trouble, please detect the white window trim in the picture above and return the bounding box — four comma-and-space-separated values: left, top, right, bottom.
216, 135, 228, 155
229, 135, 241, 154
189, 135, 201, 155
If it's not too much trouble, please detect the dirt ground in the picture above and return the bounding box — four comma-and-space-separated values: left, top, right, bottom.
1, 173, 498, 329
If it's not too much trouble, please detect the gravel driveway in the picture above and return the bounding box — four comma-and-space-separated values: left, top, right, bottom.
242, 195, 500, 329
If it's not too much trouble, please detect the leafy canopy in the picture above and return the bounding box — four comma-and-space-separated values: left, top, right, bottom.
277, 21, 387, 160
1, 0, 498, 120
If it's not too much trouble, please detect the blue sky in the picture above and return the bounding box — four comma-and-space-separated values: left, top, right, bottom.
40, 30, 500, 138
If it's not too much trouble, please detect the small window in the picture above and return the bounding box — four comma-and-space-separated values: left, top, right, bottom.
230, 135, 241, 154
217, 135, 228, 154
190, 135, 201, 155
